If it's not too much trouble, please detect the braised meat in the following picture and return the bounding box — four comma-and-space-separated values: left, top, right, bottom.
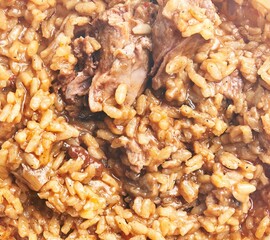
0, 122, 16, 144
151, 6, 181, 78
151, 0, 220, 90
60, 36, 100, 101
152, 35, 205, 90
218, 0, 266, 28
88, 1, 154, 112
54, 36, 100, 119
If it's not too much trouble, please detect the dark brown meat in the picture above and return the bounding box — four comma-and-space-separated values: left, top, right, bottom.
54, 36, 99, 119
218, 0, 265, 28
153, 35, 205, 90
88, 2, 154, 112
64, 72, 91, 100
151, 0, 218, 90
215, 71, 244, 100
59, 36, 98, 103
108, 155, 159, 199
255, 185, 270, 210
124, 172, 159, 198
0, 122, 16, 143
124, 138, 146, 173
55, 71, 91, 119
151, 8, 181, 77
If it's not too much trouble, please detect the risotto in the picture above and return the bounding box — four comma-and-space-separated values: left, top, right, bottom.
0, 0, 270, 239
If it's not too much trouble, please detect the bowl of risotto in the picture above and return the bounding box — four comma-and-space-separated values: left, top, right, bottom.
0, 0, 270, 239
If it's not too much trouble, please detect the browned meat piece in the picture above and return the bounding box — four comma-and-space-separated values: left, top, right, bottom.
215, 71, 244, 100
64, 72, 91, 100
12, 164, 51, 191
218, 0, 265, 28
55, 71, 91, 119
151, 8, 181, 76
0, 122, 16, 143
112, 135, 150, 173
258, 184, 270, 208
88, 2, 154, 112
151, 0, 219, 90
125, 138, 146, 173
153, 35, 205, 90
59, 36, 99, 103
108, 152, 159, 199
54, 36, 100, 119
124, 172, 159, 199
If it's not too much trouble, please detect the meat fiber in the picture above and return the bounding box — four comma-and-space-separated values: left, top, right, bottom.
151, 0, 219, 90
88, 1, 155, 112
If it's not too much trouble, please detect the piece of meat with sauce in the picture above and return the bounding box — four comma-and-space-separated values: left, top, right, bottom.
58, 36, 100, 103
215, 71, 244, 101
88, 1, 155, 112
54, 36, 100, 119
152, 0, 218, 65
124, 172, 159, 199
0, 122, 16, 144
124, 138, 147, 173
12, 164, 51, 192
217, 0, 266, 29
151, 5, 182, 77
153, 35, 205, 90
12, 145, 104, 192
216, 0, 270, 43
151, 0, 220, 90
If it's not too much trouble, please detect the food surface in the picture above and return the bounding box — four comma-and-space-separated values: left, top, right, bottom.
1, 0, 270, 239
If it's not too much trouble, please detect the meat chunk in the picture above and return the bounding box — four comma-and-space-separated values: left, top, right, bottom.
12, 164, 51, 191
63, 72, 91, 100
153, 35, 205, 90
125, 138, 146, 173
54, 36, 100, 119
215, 71, 244, 101
113, 136, 147, 173
88, 1, 154, 112
259, 184, 270, 207
151, 0, 219, 90
124, 172, 159, 198
218, 0, 266, 28
151, 7, 181, 76
0, 122, 16, 143
58, 36, 100, 103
